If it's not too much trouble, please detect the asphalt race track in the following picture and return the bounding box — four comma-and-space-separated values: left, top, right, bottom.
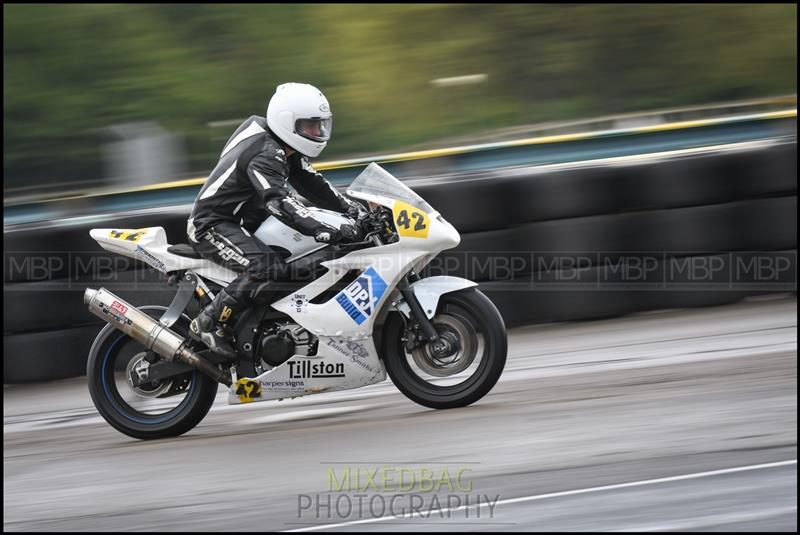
3, 295, 797, 531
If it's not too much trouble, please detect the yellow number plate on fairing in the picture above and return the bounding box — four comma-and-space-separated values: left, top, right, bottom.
108, 229, 147, 242
235, 378, 262, 403
392, 201, 430, 238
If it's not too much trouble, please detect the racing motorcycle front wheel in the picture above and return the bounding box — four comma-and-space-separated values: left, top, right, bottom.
86, 306, 219, 440
381, 287, 507, 409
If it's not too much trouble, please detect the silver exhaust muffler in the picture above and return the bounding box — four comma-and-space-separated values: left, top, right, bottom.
85, 287, 232, 386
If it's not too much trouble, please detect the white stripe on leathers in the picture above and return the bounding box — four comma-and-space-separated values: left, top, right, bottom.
199, 161, 237, 200
221, 121, 265, 158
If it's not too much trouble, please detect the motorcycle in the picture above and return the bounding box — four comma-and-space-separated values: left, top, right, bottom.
84, 163, 507, 439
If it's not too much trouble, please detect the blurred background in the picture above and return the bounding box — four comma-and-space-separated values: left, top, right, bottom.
2, 1, 797, 377
3, 3, 797, 195
3, 4, 798, 532
3, 1, 798, 380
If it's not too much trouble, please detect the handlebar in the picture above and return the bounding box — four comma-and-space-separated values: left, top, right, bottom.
335, 229, 384, 250
335, 207, 395, 250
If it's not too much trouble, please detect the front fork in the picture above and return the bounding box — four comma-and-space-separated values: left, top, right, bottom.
396, 273, 459, 358
397, 274, 439, 342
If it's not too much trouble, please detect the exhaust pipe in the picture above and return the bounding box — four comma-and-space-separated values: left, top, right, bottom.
85, 287, 232, 386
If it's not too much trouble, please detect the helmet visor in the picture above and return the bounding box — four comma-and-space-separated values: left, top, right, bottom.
295, 117, 332, 142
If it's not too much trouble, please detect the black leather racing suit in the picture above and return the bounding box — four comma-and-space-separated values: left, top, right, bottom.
188, 115, 357, 305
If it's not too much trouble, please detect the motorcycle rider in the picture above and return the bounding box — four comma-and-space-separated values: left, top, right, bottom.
187, 82, 365, 357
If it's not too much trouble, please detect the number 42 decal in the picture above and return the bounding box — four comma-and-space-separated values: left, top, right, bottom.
392, 200, 430, 238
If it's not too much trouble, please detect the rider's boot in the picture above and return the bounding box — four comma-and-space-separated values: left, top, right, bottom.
189, 289, 244, 359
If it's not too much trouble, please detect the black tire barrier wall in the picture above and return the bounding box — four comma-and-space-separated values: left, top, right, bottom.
3, 268, 175, 333
422, 196, 797, 281
3, 140, 796, 383
3, 324, 109, 383
476, 250, 797, 327
420, 140, 797, 233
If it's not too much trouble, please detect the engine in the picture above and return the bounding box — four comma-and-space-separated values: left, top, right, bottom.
255, 323, 317, 372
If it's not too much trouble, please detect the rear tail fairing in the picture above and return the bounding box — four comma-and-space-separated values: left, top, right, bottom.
89, 226, 236, 283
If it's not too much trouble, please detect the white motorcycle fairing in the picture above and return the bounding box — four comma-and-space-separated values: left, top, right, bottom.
395, 276, 478, 319
253, 208, 353, 262
89, 163, 471, 406
235, 166, 463, 404
89, 226, 234, 285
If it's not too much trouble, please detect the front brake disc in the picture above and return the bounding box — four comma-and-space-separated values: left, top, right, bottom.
411, 314, 478, 377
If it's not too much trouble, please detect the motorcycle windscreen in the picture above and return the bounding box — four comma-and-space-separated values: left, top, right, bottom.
348, 163, 434, 214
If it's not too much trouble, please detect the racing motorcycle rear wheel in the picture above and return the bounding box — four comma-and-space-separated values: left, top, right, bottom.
381, 287, 507, 409
87, 306, 219, 440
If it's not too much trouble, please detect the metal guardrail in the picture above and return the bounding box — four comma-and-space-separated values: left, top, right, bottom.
316, 109, 798, 169
206, 94, 797, 144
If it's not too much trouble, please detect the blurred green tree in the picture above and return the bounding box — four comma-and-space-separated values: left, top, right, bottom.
3, 3, 796, 190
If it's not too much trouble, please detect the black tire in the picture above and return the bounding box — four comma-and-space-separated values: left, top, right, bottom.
380, 287, 507, 409
86, 306, 219, 440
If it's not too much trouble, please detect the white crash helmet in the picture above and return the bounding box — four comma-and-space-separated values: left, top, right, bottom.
266, 82, 332, 158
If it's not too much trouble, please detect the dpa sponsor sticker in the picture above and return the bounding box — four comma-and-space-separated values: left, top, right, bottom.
335, 266, 388, 325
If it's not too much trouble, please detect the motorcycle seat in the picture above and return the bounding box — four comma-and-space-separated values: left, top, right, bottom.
167, 244, 202, 259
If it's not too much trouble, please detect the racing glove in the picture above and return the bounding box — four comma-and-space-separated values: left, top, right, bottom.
345, 200, 368, 221
314, 224, 362, 244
